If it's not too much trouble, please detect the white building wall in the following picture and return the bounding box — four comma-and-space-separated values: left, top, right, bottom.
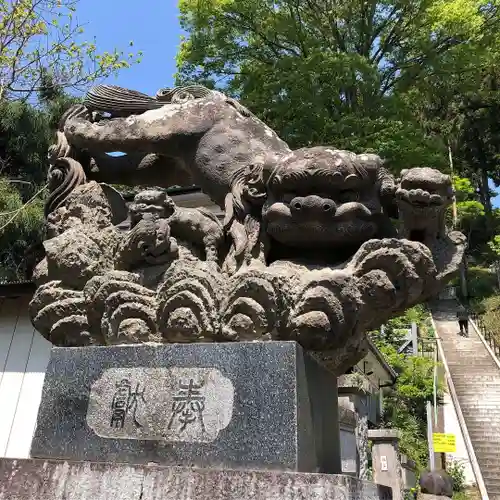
0, 295, 52, 459
442, 386, 476, 485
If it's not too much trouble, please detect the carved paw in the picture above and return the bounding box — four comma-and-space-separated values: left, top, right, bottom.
286, 270, 362, 351
156, 260, 223, 342
349, 238, 437, 325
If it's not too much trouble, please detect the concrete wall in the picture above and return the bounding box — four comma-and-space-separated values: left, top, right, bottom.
369, 429, 403, 500
442, 386, 475, 485
0, 295, 51, 459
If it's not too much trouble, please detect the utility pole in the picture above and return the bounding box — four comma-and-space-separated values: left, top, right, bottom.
411, 322, 418, 356
448, 143, 458, 228
427, 401, 436, 471
449, 141, 469, 300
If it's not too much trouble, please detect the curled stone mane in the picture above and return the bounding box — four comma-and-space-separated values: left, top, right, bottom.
48, 105, 89, 162
85, 83, 253, 118
45, 157, 86, 217
268, 149, 369, 189
45, 104, 91, 218
222, 162, 270, 273
155, 85, 215, 101
84, 84, 202, 116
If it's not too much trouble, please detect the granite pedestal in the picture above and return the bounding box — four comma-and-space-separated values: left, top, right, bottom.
0, 458, 393, 500
31, 341, 341, 473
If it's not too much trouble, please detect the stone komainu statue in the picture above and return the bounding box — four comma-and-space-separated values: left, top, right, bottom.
30, 83, 465, 373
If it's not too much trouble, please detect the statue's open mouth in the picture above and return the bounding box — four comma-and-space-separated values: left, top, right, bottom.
265, 221, 379, 265
265, 219, 377, 247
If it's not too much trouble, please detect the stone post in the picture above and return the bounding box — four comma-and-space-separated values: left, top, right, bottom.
339, 407, 358, 476
400, 454, 417, 492
369, 429, 404, 500
338, 374, 372, 480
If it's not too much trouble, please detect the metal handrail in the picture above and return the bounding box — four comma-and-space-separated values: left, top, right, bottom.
470, 313, 500, 361
430, 313, 490, 499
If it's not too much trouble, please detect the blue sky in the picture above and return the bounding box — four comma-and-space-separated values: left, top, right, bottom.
490, 180, 499, 208
76, 1, 181, 95
75, 2, 499, 208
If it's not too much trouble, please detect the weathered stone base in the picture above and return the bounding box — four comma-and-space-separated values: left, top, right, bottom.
0, 458, 392, 500
31, 342, 340, 473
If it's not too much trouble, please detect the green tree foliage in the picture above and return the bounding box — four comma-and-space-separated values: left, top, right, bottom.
0, 178, 45, 281
376, 339, 441, 470
0, 0, 142, 101
0, 77, 83, 280
388, 305, 434, 334
372, 306, 442, 471
0, 99, 51, 188
0, 2, 139, 281
456, 199, 485, 234
447, 459, 467, 493
465, 265, 498, 299
479, 294, 500, 341
38, 69, 83, 129
453, 176, 478, 201
0, 96, 50, 280
177, 0, 500, 172
412, 63, 500, 221
456, 71, 500, 218
380, 345, 438, 421
488, 235, 500, 256
450, 176, 485, 249
445, 176, 500, 263
0, 72, 80, 194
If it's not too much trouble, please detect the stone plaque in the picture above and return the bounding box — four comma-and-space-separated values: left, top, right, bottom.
87, 368, 234, 443
31, 342, 341, 473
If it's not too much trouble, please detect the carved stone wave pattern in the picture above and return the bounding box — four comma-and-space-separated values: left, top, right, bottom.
29, 83, 466, 373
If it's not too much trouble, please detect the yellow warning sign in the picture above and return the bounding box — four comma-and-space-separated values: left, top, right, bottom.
433, 433, 456, 453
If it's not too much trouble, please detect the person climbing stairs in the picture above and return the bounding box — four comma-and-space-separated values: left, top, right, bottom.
431, 299, 500, 499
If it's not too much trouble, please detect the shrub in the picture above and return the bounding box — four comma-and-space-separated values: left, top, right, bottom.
447, 458, 466, 492
465, 266, 497, 299
373, 306, 443, 471
479, 294, 500, 342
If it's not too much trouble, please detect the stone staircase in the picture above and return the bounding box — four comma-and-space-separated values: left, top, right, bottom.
432, 300, 500, 499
